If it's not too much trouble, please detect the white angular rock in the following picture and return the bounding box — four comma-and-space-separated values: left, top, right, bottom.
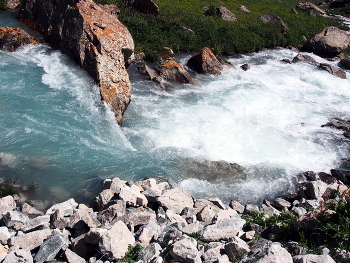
109, 177, 127, 193
136, 222, 160, 247
2, 248, 32, 263
199, 217, 246, 241
95, 189, 116, 211
197, 204, 222, 222
306, 181, 328, 200
229, 200, 245, 214
2, 211, 29, 230
209, 198, 226, 209
157, 187, 194, 214
240, 242, 292, 263
9, 229, 52, 250
202, 242, 224, 263
135, 178, 157, 191
166, 209, 187, 225
293, 254, 335, 263
45, 198, 78, 216
63, 248, 86, 263
0, 226, 11, 245
99, 220, 135, 260
119, 185, 148, 207
0, 196, 16, 209
213, 209, 237, 222
20, 215, 50, 232
170, 235, 201, 263
21, 202, 44, 217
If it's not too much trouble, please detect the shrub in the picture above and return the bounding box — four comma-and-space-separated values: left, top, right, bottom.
0, 0, 7, 10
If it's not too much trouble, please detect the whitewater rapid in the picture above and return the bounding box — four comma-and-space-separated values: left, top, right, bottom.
1, 10, 350, 206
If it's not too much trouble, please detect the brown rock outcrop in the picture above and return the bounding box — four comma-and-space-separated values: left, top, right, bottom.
0, 27, 38, 52
302, 27, 350, 58
19, 0, 134, 125
296, 2, 328, 17
158, 59, 196, 84
187, 47, 223, 75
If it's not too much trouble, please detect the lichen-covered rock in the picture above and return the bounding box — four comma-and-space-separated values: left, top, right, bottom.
19, 0, 134, 125
187, 47, 223, 75
158, 60, 196, 84
302, 27, 350, 57
0, 27, 38, 52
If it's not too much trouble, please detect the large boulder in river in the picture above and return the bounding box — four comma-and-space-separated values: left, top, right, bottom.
187, 47, 223, 75
19, 0, 134, 125
0, 27, 38, 52
302, 27, 350, 58
158, 59, 196, 84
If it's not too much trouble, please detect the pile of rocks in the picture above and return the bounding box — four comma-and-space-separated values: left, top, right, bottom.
0, 169, 348, 263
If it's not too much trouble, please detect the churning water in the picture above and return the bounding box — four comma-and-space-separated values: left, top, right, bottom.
1, 10, 350, 208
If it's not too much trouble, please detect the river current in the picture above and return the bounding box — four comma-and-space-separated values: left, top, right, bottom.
1, 10, 350, 208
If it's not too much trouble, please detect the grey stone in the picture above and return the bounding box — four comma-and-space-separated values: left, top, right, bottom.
198, 217, 246, 241
119, 185, 148, 207
46, 198, 78, 216
99, 220, 135, 260
202, 242, 224, 263
136, 242, 162, 262
245, 204, 260, 213
209, 198, 226, 209
109, 177, 127, 193
274, 198, 291, 210
0, 196, 16, 209
124, 207, 157, 229
182, 221, 200, 235
340, 58, 350, 70
2, 211, 29, 230
71, 233, 94, 259
20, 215, 50, 232
157, 187, 194, 214
241, 231, 255, 241
306, 181, 328, 199
34, 235, 68, 263
50, 209, 67, 229
0, 226, 11, 245
229, 200, 245, 214
97, 200, 126, 224
135, 222, 160, 247
2, 248, 33, 263
224, 236, 250, 261
170, 235, 201, 263
216, 6, 236, 21
240, 241, 292, 263
21, 203, 44, 217
293, 254, 335, 263
197, 204, 222, 222
260, 204, 281, 217
213, 209, 237, 223
84, 228, 108, 244
217, 254, 231, 263
318, 63, 346, 79
291, 206, 307, 217
67, 208, 101, 229
95, 189, 116, 211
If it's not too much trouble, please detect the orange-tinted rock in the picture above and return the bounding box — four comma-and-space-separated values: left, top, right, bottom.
187, 47, 223, 75
302, 27, 350, 58
158, 59, 196, 84
5, 0, 20, 9
0, 27, 38, 52
19, 0, 134, 125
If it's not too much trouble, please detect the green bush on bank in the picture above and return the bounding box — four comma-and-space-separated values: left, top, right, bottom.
93, 0, 342, 60
0, 0, 7, 10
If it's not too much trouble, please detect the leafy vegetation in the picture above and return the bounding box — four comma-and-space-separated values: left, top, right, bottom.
116, 244, 143, 263
94, 0, 343, 60
0, 0, 7, 10
0, 178, 19, 197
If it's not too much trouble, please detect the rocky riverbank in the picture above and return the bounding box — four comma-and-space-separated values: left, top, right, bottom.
0, 167, 348, 262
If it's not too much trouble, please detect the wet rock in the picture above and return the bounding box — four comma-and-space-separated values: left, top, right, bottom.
67, 207, 101, 229
240, 241, 293, 263
0, 27, 38, 52
34, 235, 68, 263
170, 235, 201, 263
296, 2, 328, 16
158, 60, 196, 84
340, 58, 350, 70
224, 236, 250, 261
2, 248, 32, 263
292, 54, 317, 64
198, 217, 246, 241
318, 63, 347, 79
63, 247, 86, 263
46, 198, 78, 216
187, 47, 223, 75
216, 6, 237, 21
9, 229, 52, 250
293, 254, 335, 263
137, 65, 165, 90
157, 187, 194, 214
19, 0, 134, 125
241, 63, 251, 71
99, 220, 135, 260
302, 27, 350, 57
137, 242, 162, 262
258, 14, 289, 34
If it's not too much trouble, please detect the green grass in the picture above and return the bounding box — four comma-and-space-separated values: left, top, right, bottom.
116, 244, 143, 263
94, 0, 343, 60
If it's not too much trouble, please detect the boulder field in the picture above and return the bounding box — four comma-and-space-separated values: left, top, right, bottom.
0, 170, 348, 262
